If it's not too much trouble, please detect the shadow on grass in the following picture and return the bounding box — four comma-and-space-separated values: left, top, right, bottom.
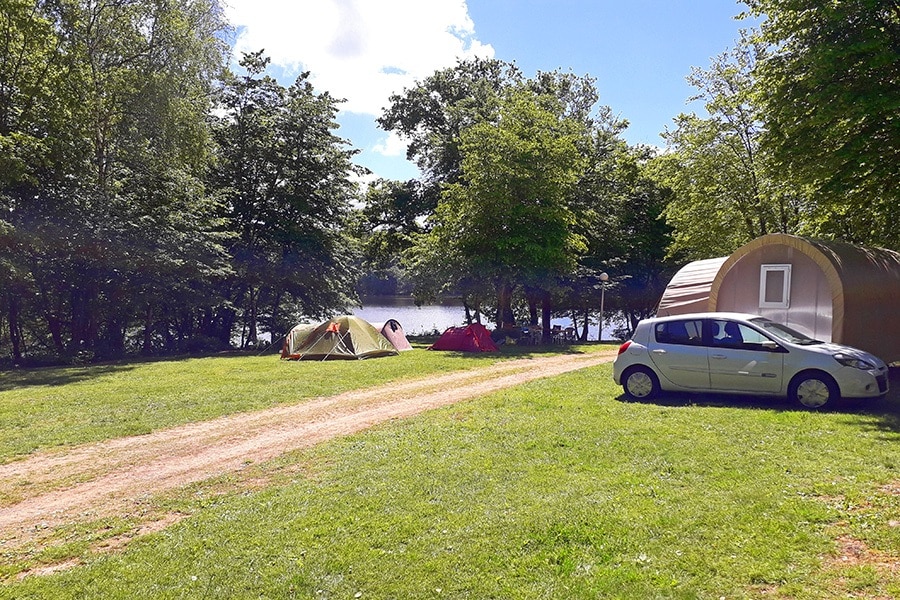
616, 367, 900, 436
0, 343, 596, 391
0, 350, 275, 392
421, 342, 602, 360
0, 363, 139, 392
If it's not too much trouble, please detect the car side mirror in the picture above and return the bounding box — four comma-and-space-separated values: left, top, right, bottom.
760, 340, 781, 352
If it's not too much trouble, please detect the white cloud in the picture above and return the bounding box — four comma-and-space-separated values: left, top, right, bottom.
223, 0, 494, 116
372, 131, 409, 157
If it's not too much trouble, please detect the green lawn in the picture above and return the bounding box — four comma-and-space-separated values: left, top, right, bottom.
1, 352, 899, 598
0, 344, 574, 461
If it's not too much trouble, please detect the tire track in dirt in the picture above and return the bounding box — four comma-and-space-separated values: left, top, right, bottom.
0, 351, 616, 548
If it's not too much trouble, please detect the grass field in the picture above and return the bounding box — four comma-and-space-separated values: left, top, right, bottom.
0, 343, 547, 461
1, 347, 899, 598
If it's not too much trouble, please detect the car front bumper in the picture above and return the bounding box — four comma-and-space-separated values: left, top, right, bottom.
836, 366, 890, 398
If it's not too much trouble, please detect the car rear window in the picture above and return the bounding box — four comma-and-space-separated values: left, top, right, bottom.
654, 320, 703, 346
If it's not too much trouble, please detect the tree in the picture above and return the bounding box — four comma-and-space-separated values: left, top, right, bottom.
744, 0, 900, 249
568, 126, 677, 339
413, 88, 588, 331
650, 38, 801, 260
379, 57, 519, 186
209, 52, 363, 345
352, 179, 432, 295
382, 59, 607, 335
1, 0, 231, 361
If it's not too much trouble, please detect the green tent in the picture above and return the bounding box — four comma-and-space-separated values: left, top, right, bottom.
281, 315, 399, 360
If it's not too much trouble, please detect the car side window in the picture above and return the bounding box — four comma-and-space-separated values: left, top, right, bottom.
654, 319, 703, 346
711, 320, 774, 351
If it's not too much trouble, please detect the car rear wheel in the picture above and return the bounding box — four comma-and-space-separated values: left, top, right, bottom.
789, 372, 839, 409
623, 366, 660, 400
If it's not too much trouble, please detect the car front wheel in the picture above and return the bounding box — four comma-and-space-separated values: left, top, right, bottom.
789, 371, 839, 409
623, 366, 660, 400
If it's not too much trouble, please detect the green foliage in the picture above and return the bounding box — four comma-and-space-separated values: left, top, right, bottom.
209, 51, 363, 343
412, 88, 588, 325
379, 57, 519, 183
351, 179, 432, 294
0, 0, 232, 362
650, 36, 804, 260
380, 57, 600, 191
744, 0, 900, 249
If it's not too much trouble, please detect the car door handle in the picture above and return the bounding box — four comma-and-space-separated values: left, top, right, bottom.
710, 354, 727, 360
651, 349, 667, 354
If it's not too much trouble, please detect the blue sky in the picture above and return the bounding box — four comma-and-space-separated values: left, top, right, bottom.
224, 0, 756, 183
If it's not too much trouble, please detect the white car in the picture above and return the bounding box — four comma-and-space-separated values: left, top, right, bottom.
613, 312, 889, 408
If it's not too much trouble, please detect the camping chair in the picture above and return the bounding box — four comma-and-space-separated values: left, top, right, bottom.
551, 324, 563, 344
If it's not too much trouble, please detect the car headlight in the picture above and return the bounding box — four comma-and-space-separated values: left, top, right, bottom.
833, 353, 875, 370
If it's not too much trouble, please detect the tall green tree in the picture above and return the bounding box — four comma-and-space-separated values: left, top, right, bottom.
744, 0, 900, 249
383, 59, 607, 333
352, 178, 431, 295
411, 88, 588, 331
1, 0, 230, 361
650, 38, 801, 260
209, 52, 362, 345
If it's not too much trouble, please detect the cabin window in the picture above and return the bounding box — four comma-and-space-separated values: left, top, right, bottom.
759, 264, 791, 308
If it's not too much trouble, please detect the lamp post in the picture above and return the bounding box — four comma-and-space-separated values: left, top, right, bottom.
599, 272, 609, 342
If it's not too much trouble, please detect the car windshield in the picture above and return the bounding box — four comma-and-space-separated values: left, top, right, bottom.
750, 318, 823, 345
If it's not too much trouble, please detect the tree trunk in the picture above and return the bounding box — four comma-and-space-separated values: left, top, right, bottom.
7, 294, 23, 365
523, 285, 540, 326
142, 303, 154, 354
69, 278, 99, 351
463, 300, 473, 325
46, 313, 64, 354
497, 281, 515, 329
541, 293, 552, 344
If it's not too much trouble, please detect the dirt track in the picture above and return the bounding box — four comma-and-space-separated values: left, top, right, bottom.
0, 351, 616, 551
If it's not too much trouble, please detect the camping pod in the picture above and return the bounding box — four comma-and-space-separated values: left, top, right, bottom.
656, 257, 728, 317
656, 234, 900, 363
281, 315, 398, 360
429, 323, 498, 352
376, 319, 413, 351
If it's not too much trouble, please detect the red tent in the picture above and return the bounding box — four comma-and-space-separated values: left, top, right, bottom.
429, 323, 498, 352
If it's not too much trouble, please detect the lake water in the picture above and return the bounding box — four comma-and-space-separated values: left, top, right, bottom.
353, 296, 617, 340
352, 297, 466, 336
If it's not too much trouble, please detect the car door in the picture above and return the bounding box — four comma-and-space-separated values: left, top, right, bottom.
647, 318, 710, 390
706, 319, 785, 394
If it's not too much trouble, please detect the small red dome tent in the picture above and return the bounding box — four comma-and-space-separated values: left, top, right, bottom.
429, 323, 498, 352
